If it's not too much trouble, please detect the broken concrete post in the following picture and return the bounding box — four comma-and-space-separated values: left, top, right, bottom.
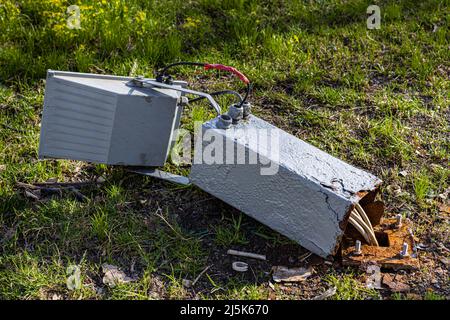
190, 115, 382, 258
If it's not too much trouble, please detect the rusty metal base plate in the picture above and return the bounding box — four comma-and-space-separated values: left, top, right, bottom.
342, 218, 419, 270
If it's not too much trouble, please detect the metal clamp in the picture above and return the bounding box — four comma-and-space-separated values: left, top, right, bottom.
129, 78, 222, 115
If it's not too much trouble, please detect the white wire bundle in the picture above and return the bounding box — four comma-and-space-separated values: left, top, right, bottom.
348, 203, 379, 246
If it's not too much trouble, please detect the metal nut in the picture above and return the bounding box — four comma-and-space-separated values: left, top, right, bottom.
216, 114, 232, 129
242, 102, 251, 119
227, 104, 243, 124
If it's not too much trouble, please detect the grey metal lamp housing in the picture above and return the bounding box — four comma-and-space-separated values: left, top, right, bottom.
38, 70, 185, 166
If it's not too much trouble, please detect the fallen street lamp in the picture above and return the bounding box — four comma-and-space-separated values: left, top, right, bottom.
37, 63, 418, 269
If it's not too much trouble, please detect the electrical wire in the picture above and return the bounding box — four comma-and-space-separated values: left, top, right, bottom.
239, 83, 252, 107
355, 203, 374, 232
348, 215, 371, 244
158, 61, 206, 79
348, 205, 379, 246
156, 61, 251, 108
355, 205, 378, 246
351, 210, 378, 246
189, 90, 243, 104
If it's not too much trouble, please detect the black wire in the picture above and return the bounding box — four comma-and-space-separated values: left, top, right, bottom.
158, 61, 206, 78
158, 61, 252, 108
189, 90, 243, 104
239, 83, 252, 107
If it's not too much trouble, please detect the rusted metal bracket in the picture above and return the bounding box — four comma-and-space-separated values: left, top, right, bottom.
341, 217, 419, 270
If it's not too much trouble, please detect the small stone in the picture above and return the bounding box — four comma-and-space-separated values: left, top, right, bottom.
272, 266, 312, 283
182, 279, 192, 288
312, 286, 337, 300
435, 267, 445, 275
382, 274, 410, 292
439, 257, 450, 267
399, 170, 408, 177
95, 286, 105, 296
366, 265, 382, 290
102, 264, 133, 288
52, 293, 62, 300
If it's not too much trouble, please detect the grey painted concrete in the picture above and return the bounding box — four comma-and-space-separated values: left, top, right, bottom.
39, 70, 184, 166
190, 115, 382, 258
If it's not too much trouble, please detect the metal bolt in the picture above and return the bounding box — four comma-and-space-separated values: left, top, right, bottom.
396, 214, 402, 227
354, 240, 362, 255
400, 242, 409, 257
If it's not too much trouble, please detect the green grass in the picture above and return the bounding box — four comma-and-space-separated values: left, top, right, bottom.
1, 0, 449, 300
214, 214, 248, 247
325, 272, 380, 300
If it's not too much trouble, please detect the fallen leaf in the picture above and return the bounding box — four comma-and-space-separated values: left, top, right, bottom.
437, 242, 450, 253
182, 279, 192, 288
406, 293, 422, 300
438, 257, 449, 268
97, 176, 106, 183
102, 264, 133, 287
382, 274, 410, 292
438, 202, 450, 214
312, 286, 337, 300
272, 266, 312, 283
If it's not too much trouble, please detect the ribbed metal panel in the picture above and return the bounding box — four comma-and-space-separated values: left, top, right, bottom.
39, 70, 183, 166
40, 77, 116, 163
